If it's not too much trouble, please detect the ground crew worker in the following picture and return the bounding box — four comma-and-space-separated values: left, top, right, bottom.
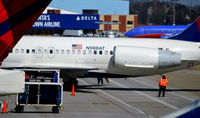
158, 75, 168, 97
97, 77, 104, 85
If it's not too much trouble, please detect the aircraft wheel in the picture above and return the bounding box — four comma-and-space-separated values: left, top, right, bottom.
63, 78, 78, 91
15, 106, 24, 113
52, 106, 59, 113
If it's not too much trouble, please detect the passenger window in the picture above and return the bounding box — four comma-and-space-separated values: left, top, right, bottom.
110, 51, 113, 55
61, 50, 64, 54
104, 50, 108, 55
15, 49, 19, 53
77, 50, 81, 54
55, 49, 59, 54
32, 49, 35, 54
94, 50, 97, 55
88, 50, 92, 55
44, 49, 47, 54
66, 50, 70, 54
83, 50, 86, 55
49, 49, 53, 54
99, 50, 102, 55
38, 49, 41, 54
21, 49, 24, 53
72, 50, 75, 54
26, 49, 30, 54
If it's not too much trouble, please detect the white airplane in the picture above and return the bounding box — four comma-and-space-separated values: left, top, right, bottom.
1, 17, 200, 87
0, 0, 52, 96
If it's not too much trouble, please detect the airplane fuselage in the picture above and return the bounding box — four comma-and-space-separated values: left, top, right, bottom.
2, 36, 200, 77
125, 25, 188, 38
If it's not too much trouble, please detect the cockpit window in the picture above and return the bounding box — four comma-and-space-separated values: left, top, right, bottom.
131, 29, 135, 32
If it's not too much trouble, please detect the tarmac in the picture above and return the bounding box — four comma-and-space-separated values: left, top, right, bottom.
0, 68, 200, 118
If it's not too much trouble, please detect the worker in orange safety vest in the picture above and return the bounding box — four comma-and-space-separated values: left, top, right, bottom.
158, 75, 168, 97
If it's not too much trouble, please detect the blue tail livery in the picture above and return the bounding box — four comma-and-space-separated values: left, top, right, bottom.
168, 17, 200, 42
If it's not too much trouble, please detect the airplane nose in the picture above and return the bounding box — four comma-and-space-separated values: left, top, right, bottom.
125, 31, 132, 37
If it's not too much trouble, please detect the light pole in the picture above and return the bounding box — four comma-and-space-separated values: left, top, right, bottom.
171, 0, 178, 25
190, 0, 192, 16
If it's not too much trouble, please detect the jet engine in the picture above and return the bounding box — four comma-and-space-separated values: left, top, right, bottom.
113, 46, 181, 69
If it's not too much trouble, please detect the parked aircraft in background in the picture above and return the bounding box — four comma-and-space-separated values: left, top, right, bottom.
0, 0, 52, 96
1, 17, 200, 88
125, 25, 189, 38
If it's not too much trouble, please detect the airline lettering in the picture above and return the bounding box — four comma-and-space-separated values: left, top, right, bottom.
86, 46, 105, 50
33, 15, 61, 28
33, 21, 61, 27
37, 15, 51, 21
76, 16, 97, 21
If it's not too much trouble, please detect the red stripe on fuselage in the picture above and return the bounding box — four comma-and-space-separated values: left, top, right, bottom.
133, 33, 166, 38
0, 1, 8, 23
196, 18, 200, 32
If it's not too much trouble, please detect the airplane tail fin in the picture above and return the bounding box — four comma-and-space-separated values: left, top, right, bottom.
0, 0, 52, 63
168, 17, 200, 42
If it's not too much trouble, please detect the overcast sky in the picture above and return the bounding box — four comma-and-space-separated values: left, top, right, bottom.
49, 0, 200, 14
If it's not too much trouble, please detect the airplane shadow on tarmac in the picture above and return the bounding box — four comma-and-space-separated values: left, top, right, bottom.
77, 85, 200, 92
12, 111, 55, 114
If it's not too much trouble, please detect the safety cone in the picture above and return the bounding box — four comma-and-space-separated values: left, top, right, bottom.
71, 84, 75, 96
2, 99, 7, 113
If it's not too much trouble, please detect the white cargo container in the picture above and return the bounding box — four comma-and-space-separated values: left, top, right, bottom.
0, 69, 25, 96
15, 70, 63, 113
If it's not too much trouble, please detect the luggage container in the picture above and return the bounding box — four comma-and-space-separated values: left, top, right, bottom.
15, 70, 63, 113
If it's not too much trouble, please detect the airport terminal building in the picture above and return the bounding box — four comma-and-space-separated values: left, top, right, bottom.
27, 7, 138, 36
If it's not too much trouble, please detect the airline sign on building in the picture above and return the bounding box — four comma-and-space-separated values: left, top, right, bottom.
32, 14, 99, 29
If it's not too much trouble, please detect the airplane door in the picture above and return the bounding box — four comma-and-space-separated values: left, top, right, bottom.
36, 47, 43, 58
48, 47, 55, 58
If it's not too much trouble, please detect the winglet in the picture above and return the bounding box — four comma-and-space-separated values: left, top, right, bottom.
168, 17, 200, 42
0, 0, 52, 63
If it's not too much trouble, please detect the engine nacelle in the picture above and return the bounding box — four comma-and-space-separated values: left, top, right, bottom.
113, 46, 181, 69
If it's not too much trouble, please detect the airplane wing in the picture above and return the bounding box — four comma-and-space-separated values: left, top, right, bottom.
13, 64, 97, 70
19, 64, 119, 79
0, 0, 52, 63
2, 63, 99, 78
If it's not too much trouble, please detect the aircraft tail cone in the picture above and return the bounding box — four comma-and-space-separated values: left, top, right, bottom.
71, 84, 75, 96
2, 99, 7, 113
